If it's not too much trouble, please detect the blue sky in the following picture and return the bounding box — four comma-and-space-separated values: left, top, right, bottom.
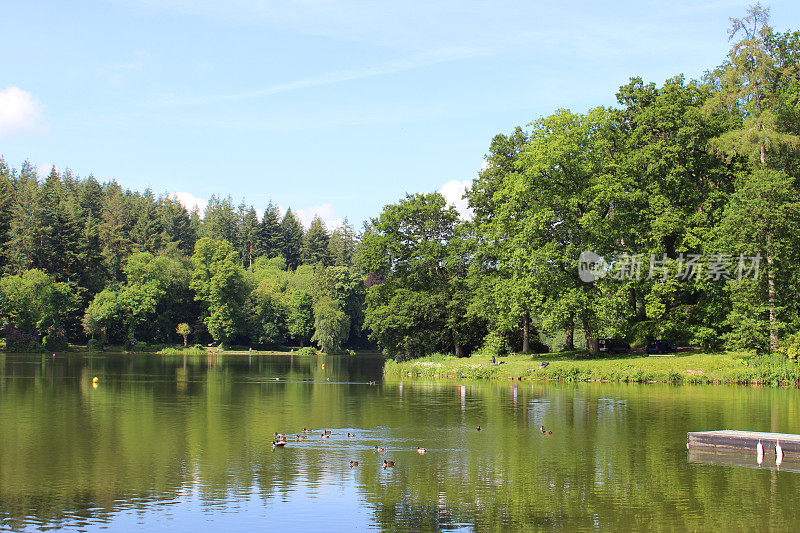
2, 0, 799, 228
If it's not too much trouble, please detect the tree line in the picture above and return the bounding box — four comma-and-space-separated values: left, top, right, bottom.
0, 160, 362, 352
2, 5, 799, 358
358, 5, 800, 358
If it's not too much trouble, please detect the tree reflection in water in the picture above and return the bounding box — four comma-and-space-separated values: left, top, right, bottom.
0, 353, 799, 531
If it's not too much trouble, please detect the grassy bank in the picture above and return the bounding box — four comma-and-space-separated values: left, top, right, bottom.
384, 351, 800, 386
0, 342, 311, 356
1, 343, 362, 357
156, 346, 208, 355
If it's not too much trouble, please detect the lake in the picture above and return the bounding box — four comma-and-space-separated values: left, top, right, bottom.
0, 352, 799, 531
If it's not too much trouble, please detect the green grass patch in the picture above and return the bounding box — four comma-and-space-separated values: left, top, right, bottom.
157, 346, 207, 355
385, 350, 800, 387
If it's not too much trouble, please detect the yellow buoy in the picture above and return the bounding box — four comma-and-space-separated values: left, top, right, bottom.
92, 377, 99, 384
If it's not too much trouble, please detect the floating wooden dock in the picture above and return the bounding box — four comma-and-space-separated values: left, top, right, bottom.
687, 430, 800, 456
688, 448, 800, 473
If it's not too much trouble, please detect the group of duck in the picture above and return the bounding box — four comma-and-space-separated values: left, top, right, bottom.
271, 428, 427, 468
271, 425, 555, 467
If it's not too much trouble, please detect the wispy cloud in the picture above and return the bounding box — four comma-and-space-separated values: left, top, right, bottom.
154, 46, 488, 107
99, 51, 148, 85
98, 52, 147, 73
109, 0, 493, 48
0, 87, 47, 139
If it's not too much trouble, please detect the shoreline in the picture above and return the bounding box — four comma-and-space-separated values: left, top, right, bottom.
0, 346, 382, 357
383, 351, 800, 387
5, 347, 799, 387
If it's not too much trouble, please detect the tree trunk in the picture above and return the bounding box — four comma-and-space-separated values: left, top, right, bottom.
629, 286, 637, 316
522, 312, 531, 353
452, 328, 465, 357
182, 334, 188, 347
564, 316, 574, 351
767, 231, 778, 352
583, 319, 598, 355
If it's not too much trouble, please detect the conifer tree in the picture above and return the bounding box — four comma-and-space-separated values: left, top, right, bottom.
158, 195, 196, 256
0, 158, 13, 271
203, 195, 238, 245
238, 205, 260, 267
100, 182, 133, 281
280, 209, 303, 269
258, 201, 283, 259
328, 218, 358, 267
130, 189, 164, 254
75, 176, 107, 293
37, 167, 81, 282
302, 215, 330, 265
8, 162, 40, 273
708, 4, 800, 352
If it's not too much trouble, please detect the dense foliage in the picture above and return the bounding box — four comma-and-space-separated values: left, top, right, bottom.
2, 5, 800, 358
0, 159, 363, 352
360, 6, 800, 358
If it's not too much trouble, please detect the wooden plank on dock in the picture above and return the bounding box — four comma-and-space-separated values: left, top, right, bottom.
687, 430, 800, 456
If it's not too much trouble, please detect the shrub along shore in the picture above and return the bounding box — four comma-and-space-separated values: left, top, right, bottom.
0, 343, 337, 357
384, 351, 800, 387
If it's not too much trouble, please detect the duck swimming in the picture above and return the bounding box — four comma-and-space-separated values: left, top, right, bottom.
383, 460, 395, 468
416, 447, 427, 454
374, 446, 386, 453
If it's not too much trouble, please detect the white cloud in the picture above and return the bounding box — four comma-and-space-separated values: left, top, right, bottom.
170, 191, 208, 213
295, 203, 342, 230
37, 162, 57, 177
440, 179, 473, 220
0, 87, 47, 139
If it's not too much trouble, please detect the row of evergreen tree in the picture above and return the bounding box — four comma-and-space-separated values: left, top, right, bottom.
0, 160, 358, 283
0, 159, 361, 348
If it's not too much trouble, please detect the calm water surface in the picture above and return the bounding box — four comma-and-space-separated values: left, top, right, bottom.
0, 352, 799, 531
